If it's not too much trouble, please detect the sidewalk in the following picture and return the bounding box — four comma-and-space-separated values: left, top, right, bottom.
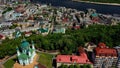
0, 63, 4, 68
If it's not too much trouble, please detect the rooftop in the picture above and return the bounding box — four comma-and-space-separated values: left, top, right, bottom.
95, 43, 117, 56
20, 39, 30, 49
18, 53, 28, 60
0, 34, 5, 39
38, 28, 48, 33
56, 53, 91, 64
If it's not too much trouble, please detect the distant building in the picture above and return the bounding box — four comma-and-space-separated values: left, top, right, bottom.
38, 28, 49, 35
0, 0, 7, 4
4, 11, 23, 21
21, 27, 39, 32
24, 31, 32, 37
0, 22, 12, 28
15, 29, 21, 38
17, 39, 36, 65
84, 42, 97, 63
15, 5, 25, 13
84, 42, 97, 52
53, 25, 66, 33
0, 0, 30, 4
56, 47, 92, 67
0, 9, 3, 17
20, 0, 31, 2
37, 22, 51, 35
114, 46, 120, 68
91, 12, 99, 23
53, 28, 65, 33
0, 34, 6, 40
2, 29, 15, 39
94, 43, 118, 68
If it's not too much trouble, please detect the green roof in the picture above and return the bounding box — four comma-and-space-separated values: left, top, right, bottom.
38, 28, 48, 33
29, 48, 34, 53
20, 39, 30, 49
91, 13, 98, 17
18, 53, 28, 60
60, 28, 65, 33
54, 28, 65, 33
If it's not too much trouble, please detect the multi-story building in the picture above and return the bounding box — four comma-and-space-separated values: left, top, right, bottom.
84, 42, 97, 52
15, 29, 21, 38
0, 22, 12, 28
16, 39, 36, 65
114, 46, 120, 68
56, 47, 92, 67
0, 0, 7, 4
0, 34, 6, 40
84, 42, 97, 63
53, 25, 66, 33
94, 43, 118, 68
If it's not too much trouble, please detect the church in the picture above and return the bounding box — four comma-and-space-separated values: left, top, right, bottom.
16, 39, 36, 65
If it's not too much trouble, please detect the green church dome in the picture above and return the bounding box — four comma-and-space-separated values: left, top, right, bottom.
20, 39, 30, 49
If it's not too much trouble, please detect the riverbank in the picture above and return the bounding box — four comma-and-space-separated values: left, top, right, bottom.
72, 0, 120, 6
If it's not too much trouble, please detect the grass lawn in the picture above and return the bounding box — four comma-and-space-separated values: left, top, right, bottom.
3, 58, 16, 68
38, 53, 54, 68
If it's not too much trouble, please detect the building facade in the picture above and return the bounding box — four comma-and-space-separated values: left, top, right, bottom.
114, 46, 120, 68
15, 29, 21, 38
56, 47, 92, 67
94, 43, 118, 68
17, 39, 36, 65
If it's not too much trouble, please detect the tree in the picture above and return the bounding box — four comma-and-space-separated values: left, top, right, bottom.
1, 24, 120, 58
9, 24, 17, 29
74, 65, 79, 68
69, 65, 74, 68
41, 39, 50, 50
58, 64, 68, 68
83, 64, 87, 68
86, 64, 92, 68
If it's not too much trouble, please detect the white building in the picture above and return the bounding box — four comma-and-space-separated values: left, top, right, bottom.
17, 39, 36, 66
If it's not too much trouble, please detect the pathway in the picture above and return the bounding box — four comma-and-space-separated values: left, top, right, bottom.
0, 63, 4, 68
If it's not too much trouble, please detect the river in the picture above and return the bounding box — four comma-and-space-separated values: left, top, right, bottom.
31, 0, 120, 15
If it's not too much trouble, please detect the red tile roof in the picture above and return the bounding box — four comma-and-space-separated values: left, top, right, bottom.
24, 31, 32, 34
28, 16, 34, 20
0, 35, 3, 39
73, 26, 80, 29
56, 53, 92, 64
0, 34, 5, 39
57, 55, 71, 63
98, 42, 107, 48
15, 5, 25, 13
92, 17, 99, 22
69, 25, 80, 29
78, 46, 85, 54
95, 43, 117, 56
63, 17, 68, 22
